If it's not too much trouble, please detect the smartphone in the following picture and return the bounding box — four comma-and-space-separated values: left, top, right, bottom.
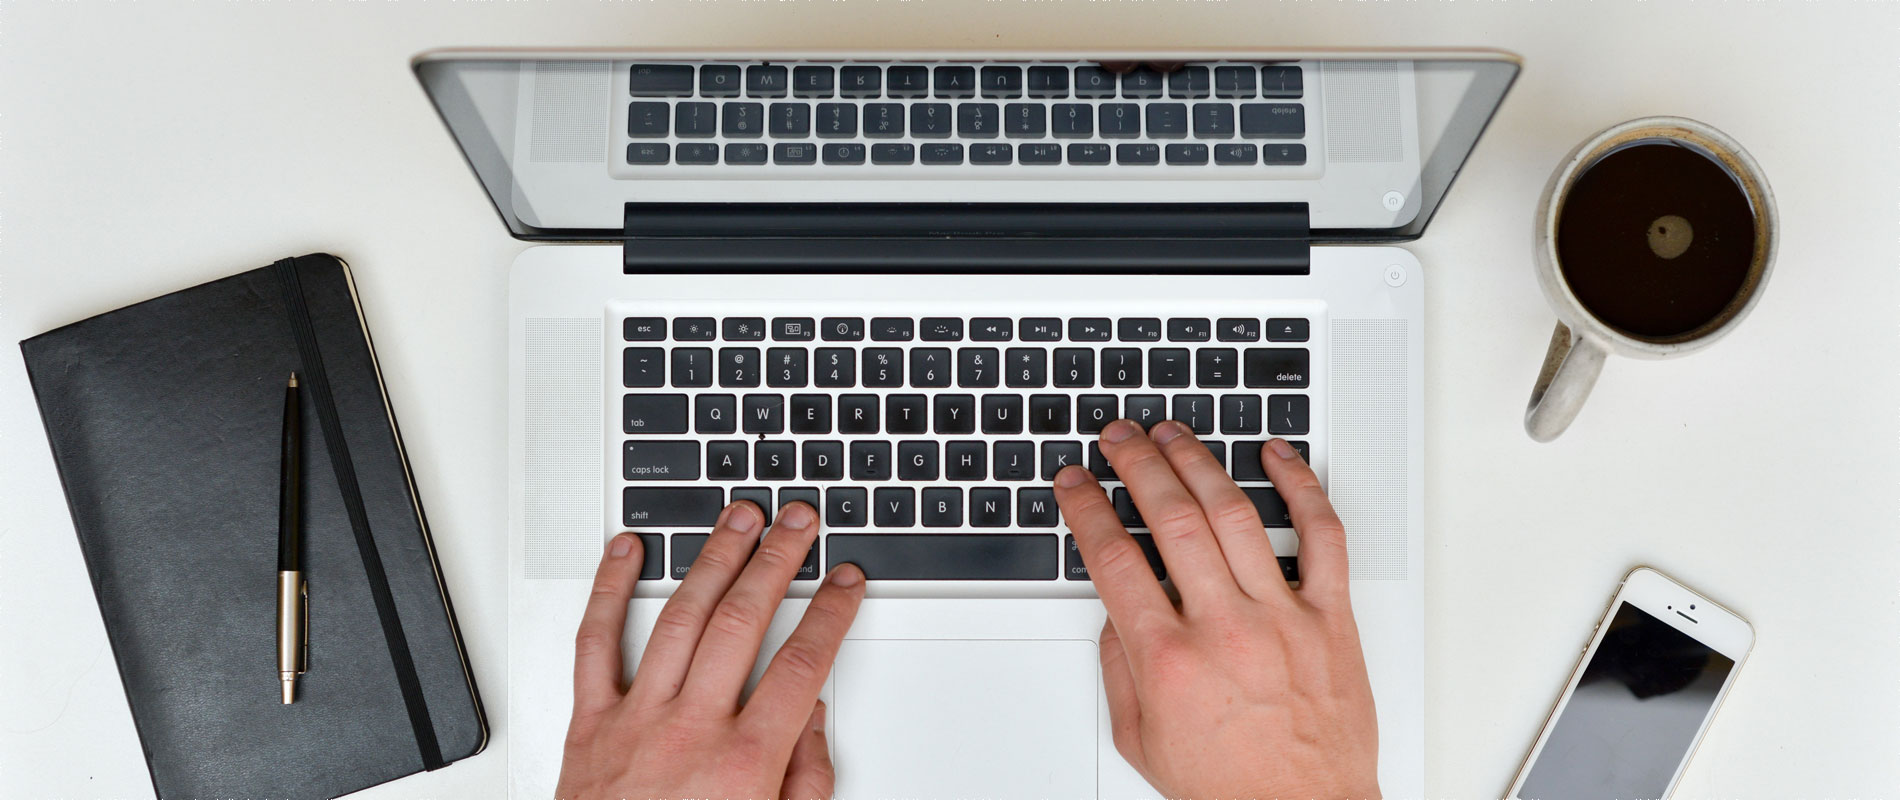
1504, 567, 1753, 800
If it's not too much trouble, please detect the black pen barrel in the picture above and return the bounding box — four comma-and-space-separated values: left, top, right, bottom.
278, 374, 302, 572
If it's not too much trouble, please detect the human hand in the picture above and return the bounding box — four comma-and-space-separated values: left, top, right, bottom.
555, 501, 866, 800
1054, 420, 1380, 799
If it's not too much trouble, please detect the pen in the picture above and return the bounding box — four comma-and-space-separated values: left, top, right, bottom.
277, 372, 307, 704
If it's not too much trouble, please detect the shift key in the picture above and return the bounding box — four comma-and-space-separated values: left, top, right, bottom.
623, 441, 700, 480
624, 487, 724, 527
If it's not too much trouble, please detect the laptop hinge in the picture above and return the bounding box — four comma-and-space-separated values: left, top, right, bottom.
621, 202, 1310, 274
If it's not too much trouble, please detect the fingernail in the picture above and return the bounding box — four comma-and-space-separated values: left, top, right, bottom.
812, 700, 828, 732
1150, 420, 1187, 445
780, 502, 816, 529
725, 501, 762, 532
1104, 419, 1140, 443
828, 563, 863, 586
608, 533, 635, 558
1268, 438, 1299, 460
1054, 464, 1089, 488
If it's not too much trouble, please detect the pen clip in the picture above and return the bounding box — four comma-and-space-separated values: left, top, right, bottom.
298, 578, 309, 674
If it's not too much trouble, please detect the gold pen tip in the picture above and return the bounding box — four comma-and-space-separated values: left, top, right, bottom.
288, 372, 299, 388
282, 677, 296, 704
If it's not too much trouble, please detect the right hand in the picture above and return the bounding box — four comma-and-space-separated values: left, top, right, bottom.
1053, 420, 1381, 799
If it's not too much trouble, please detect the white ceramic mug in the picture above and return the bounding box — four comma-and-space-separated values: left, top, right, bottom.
1524, 116, 1777, 442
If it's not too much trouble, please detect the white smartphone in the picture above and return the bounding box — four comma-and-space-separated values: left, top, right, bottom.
1504, 566, 1753, 800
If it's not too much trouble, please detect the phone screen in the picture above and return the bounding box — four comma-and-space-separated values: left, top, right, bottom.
1517, 601, 1736, 799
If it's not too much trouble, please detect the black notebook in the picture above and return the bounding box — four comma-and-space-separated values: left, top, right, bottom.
20, 254, 486, 798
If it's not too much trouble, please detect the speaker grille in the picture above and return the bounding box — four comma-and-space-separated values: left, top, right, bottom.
523, 318, 603, 578
530, 61, 609, 164
1329, 319, 1410, 580
1321, 61, 1403, 164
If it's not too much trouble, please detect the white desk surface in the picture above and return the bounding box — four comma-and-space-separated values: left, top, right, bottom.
3, 2, 1896, 796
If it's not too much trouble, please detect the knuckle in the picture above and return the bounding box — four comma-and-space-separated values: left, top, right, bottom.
1147, 505, 1206, 537
586, 585, 625, 606
1207, 499, 1264, 531
1091, 540, 1151, 579
572, 628, 617, 659
689, 545, 741, 575
749, 541, 796, 572
707, 599, 761, 639
772, 639, 830, 684
651, 604, 702, 641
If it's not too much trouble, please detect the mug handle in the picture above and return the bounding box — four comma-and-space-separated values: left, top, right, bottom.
1524, 322, 1608, 442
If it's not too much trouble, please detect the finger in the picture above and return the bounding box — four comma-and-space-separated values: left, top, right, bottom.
1098, 617, 1146, 769
1052, 464, 1172, 634
680, 501, 822, 706
1097, 419, 1241, 606
743, 564, 865, 738
1148, 421, 1290, 601
777, 701, 835, 800
1098, 61, 1137, 74
1145, 61, 1185, 73
572, 532, 645, 717
1260, 438, 1352, 606
626, 501, 765, 704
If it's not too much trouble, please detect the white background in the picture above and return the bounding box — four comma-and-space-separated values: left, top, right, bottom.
2, 1, 1896, 797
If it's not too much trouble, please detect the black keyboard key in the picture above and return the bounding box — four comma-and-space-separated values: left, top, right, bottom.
774, 142, 817, 165
1172, 394, 1216, 435
970, 488, 1011, 527
1101, 349, 1142, 388
1193, 103, 1236, 138
1232, 440, 1308, 481
1196, 347, 1240, 388
746, 65, 788, 97
865, 103, 906, 137
1075, 66, 1118, 98
719, 347, 761, 387
1214, 65, 1256, 98
707, 441, 748, 480
1168, 318, 1211, 342
1243, 487, 1293, 527
971, 318, 1012, 341
838, 394, 879, 434
1267, 395, 1309, 435
624, 393, 688, 434
946, 440, 986, 480
1265, 319, 1310, 343
755, 441, 796, 479
814, 348, 856, 387
1260, 66, 1303, 98
1244, 348, 1310, 388
1204, 440, 1226, 467
1145, 104, 1188, 138
920, 488, 961, 527
771, 318, 816, 342
910, 348, 952, 387
625, 487, 723, 528
1218, 318, 1260, 342
815, 103, 857, 137
781, 487, 821, 515
1041, 441, 1084, 480
850, 441, 891, 482
1148, 348, 1191, 388
700, 64, 741, 97
629, 64, 694, 96
624, 317, 665, 341
1028, 394, 1070, 434
958, 103, 1000, 137
822, 317, 866, 341
1121, 67, 1164, 98
1111, 487, 1144, 527
802, 440, 844, 481
1240, 103, 1305, 138
1069, 319, 1111, 342
670, 533, 708, 579
696, 394, 737, 434
1117, 143, 1160, 165
1021, 318, 1062, 341
724, 142, 768, 165
732, 487, 773, 524
1054, 348, 1095, 388
821, 142, 865, 164
1028, 66, 1069, 97
1064, 533, 1164, 580
840, 65, 882, 97
1125, 395, 1165, 430
862, 348, 904, 387
625, 142, 669, 165
994, 442, 1035, 481
871, 317, 915, 341
670, 347, 713, 387
921, 317, 964, 341
921, 143, 963, 165
1264, 143, 1307, 165
793, 66, 834, 97
934, 66, 976, 98
979, 66, 1023, 98
935, 394, 976, 435
1052, 103, 1093, 138
1165, 143, 1209, 165
1004, 103, 1047, 137
1099, 103, 1140, 138
793, 541, 821, 580
1088, 441, 1118, 480
1078, 395, 1117, 434
790, 393, 831, 434
971, 143, 1013, 165
1118, 318, 1161, 342
770, 103, 811, 137
1220, 395, 1261, 435
887, 65, 929, 97
675, 102, 717, 137
628, 102, 670, 137
982, 394, 1023, 434
873, 487, 915, 528
743, 393, 784, 434
958, 348, 1000, 388
826, 487, 867, 527
723, 317, 765, 341
1215, 143, 1257, 165
624, 347, 666, 387
623, 441, 699, 481
887, 394, 928, 434
911, 103, 952, 137
871, 143, 915, 165
1021, 143, 1062, 164
723, 102, 765, 137
899, 440, 939, 481
1168, 67, 1211, 99
678, 143, 720, 164
1007, 348, 1048, 388
827, 534, 1057, 580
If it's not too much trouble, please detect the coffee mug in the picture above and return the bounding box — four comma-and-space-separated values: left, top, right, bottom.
1524, 116, 1777, 442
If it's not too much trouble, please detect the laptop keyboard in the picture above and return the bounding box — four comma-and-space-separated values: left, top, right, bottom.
619, 313, 1316, 583
622, 61, 1310, 168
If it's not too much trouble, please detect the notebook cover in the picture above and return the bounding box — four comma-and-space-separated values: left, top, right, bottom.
20, 253, 487, 798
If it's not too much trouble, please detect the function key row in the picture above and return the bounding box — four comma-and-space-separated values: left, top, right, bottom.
626, 316, 1310, 343
627, 141, 1306, 168
630, 63, 1303, 101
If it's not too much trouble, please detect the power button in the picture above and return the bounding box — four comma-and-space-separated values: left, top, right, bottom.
1383, 264, 1408, 287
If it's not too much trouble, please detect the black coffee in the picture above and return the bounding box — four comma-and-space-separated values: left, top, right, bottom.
1556, 140, 1758, 339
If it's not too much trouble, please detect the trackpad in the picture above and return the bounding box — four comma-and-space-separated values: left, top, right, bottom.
833, 639, 1098, 800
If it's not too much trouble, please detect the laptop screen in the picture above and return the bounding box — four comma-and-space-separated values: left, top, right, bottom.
414, 51, 1517, 243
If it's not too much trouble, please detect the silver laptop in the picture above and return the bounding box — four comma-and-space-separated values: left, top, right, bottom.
415, 49, 1517, 798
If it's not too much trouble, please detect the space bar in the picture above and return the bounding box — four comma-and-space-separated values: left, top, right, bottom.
825, 534, 1059, 581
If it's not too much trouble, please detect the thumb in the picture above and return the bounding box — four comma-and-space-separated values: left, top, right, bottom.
778, 700, 835, 800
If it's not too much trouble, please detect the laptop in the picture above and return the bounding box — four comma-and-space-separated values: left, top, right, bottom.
415, 49, 1517, 798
